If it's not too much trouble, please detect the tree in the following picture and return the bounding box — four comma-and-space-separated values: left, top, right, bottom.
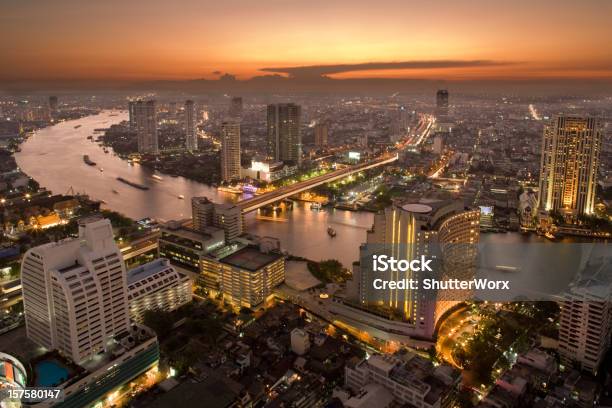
142, 310, 175, 339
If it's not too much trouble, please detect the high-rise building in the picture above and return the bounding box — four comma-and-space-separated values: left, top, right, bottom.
217, 244, 284, 308
267, 103, 302, 166
133, 100, 159, 155
314, 122, 328, 147
191, 196, 243, 241
558, 254, 611, 376
127, 258, 192, 324
48, 96, 58, 114
192, 196, 215, 232
21, 217, 130, 363
436, 89, 449, 121
221, 120, 241, 182
538, 115, 602, 219
229, 96, 243, 119
349, 199, 479, 339
128, 100, 137, 130
184, 100, 197, 152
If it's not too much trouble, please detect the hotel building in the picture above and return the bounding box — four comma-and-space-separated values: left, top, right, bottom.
538, 115, 602, 220
21, 217, 130, 364
558, 253, 612, 376
184, 100, 197, 152
221, 120, 241, 182
132, 100, 159, 155
127, 258, 192, 324
347, 199, 479, 340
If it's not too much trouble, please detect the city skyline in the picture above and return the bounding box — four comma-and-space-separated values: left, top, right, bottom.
1, 0, 612, 84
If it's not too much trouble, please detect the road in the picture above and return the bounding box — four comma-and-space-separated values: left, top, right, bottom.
237, 153, 398, 213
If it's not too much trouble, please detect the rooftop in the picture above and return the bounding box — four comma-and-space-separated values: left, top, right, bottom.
219, 245, 283, 272
127, 258, 173, 285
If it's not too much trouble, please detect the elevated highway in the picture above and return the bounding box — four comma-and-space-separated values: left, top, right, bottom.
237, 153, 398, 213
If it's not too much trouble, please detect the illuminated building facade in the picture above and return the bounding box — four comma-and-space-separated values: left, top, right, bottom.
133, 100, 159, 155
21, 218, 130, 364
267, 103, 302, 166
127, 258, 192, 324
350, 199, 479, 339
538, 115, 602, 220
221, 120, 241, 182
184, 100, 197, 152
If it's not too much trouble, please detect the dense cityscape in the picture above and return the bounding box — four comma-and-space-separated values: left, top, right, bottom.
1, 1, 612, 408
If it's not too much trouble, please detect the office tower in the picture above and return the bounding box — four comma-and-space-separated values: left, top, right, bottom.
436, 89, 449, 120
351, 199, 479, 339
48, 96, 58, 114
191, 196, 243, 241
192, 196, 215, 232
558, 255, 611, 376
184, 100, 197, 152
213, 203, 243, 241
229, 96, 243, 119
398, 105, 409, 130
267, 103, 302, 166
128, 100, 136, 130
158, 220, 225, 279
133, 100, 159, 155
538, 115, 602, 220
314, 122, 328, 147
221, 120, 241, 182
21, 217, 130, 363
217, 244, 285, 308
127, 259, 192, 324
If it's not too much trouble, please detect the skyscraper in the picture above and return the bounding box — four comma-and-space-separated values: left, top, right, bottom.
21, 217, 130, 364
267, 103, 302, 166
133, 100, 159, 155
48, 96, 58, 114
538, 115, 602, 220
436, 89, 449, 120
184, 100, 197, 152
128, 100, 136, 130
314, 122, 328, 147
349, 199, 479, 339
229, 96, 243, 119
221, 120, 241, 182
558, 253, 611, 375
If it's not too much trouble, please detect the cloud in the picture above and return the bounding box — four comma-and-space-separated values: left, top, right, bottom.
260, 60, 516, 78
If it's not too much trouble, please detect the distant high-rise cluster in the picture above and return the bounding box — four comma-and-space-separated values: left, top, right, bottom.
538, 115, 602, 220
314, 122, 328, 147
267, 103, 302, 166
221, 120, 241, 182
21, 217, 131, 363
229, 96, 243, 119
184, 100, 197, 152
130, 100, 159, 155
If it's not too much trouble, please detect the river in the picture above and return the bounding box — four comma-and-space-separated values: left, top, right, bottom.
15, 111, 374, 267
16, 111, 593, 295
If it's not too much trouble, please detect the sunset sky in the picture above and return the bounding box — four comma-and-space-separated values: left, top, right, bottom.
2, 0, 611, 81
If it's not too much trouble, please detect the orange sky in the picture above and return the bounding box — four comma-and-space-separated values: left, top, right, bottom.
1, 0, 611, 81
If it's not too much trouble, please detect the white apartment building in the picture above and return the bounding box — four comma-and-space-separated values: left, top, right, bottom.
558, 255, 612, 376
127, 258, 192, 324
21, 217, 130, 364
